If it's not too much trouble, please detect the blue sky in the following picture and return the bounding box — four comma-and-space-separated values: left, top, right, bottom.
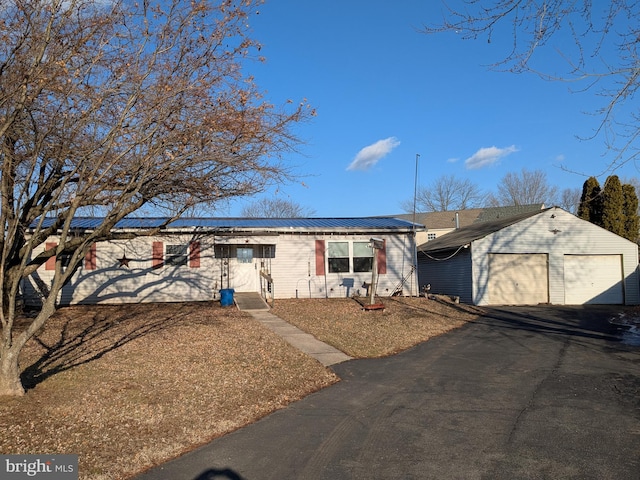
225, 1, 638, 217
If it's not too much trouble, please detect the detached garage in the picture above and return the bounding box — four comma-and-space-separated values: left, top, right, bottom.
417, 207, 640, 306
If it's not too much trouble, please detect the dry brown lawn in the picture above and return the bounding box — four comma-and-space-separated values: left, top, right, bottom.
1, 296, 482, 479
272, 296, 483, 357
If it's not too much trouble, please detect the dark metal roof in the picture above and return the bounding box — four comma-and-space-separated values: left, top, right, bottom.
418, 208, 550, 253
391, 204, 545, 230
35, 216, 421, 232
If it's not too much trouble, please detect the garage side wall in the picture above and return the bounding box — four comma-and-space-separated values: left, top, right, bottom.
472, 208, 640, 305
417, 248, 472, 303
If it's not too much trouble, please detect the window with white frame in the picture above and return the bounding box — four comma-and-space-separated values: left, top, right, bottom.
166, 244, 188, 266
328, 241, 350, 273
152, 241, 200, 269
427, 233, 437, 241
327, 241, 374, 274
353, 241, 373, 272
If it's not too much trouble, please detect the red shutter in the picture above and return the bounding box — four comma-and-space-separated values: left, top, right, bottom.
377, 239, 387, 274
45, 242, 57, 270
84, 243, 97, 270
152, 241, 164, 269
189, 241, 200, 268
315, 240, 325, 276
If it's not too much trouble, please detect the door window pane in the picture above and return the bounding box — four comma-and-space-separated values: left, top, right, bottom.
237, 247, 253, 264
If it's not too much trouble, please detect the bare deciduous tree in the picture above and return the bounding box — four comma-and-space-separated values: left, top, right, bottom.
241, 197, 315, 217
425, 1, 640, 171
559, 187, 582, 215
402, 175, 483, 212
0, 0, 312, 396
486, 169, 558, 207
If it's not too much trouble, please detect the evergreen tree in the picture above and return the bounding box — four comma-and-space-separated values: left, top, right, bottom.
622, 183, 640, 242
601, 175, 625, 236
577, 177, 603, 225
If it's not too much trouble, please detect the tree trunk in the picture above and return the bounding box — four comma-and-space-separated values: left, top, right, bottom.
0, 348, 25, 396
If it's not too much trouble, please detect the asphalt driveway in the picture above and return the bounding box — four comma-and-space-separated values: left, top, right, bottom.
135, 305, 640, 480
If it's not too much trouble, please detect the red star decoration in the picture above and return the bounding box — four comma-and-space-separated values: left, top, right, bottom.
118, 254, 131, 267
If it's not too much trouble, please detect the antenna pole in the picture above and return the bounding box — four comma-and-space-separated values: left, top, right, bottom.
412, 153, 419, 229
410, 154, 420, 297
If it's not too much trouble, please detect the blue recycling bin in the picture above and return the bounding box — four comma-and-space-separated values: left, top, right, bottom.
220, 288, 235, 307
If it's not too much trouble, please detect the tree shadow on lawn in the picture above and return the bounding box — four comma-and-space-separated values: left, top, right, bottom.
20, 302, 222, 391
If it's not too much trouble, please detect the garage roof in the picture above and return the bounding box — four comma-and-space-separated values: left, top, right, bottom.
418, 208, 550, 253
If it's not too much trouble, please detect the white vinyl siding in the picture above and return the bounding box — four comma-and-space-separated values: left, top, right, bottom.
564, 255, 624, 304
272, 234, 417, 298
22, 235, 217, 305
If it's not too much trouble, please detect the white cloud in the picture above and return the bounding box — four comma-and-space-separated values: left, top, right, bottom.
447, 157, 459, 163
347, 137, 400, 171
464, 145, 519, 169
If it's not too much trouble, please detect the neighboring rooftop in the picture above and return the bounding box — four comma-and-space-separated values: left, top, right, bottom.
395, 209, 484, 230
474, 204, 546, 223
393, 204, 545, 231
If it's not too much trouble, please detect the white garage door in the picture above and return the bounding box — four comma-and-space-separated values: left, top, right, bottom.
564, 255, 623, 304
488, 254, 549, 305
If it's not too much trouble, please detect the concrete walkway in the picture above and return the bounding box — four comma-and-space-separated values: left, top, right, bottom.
234, 292, 352, 367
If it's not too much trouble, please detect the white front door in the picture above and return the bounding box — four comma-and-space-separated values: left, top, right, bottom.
230, 247, 258, 292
